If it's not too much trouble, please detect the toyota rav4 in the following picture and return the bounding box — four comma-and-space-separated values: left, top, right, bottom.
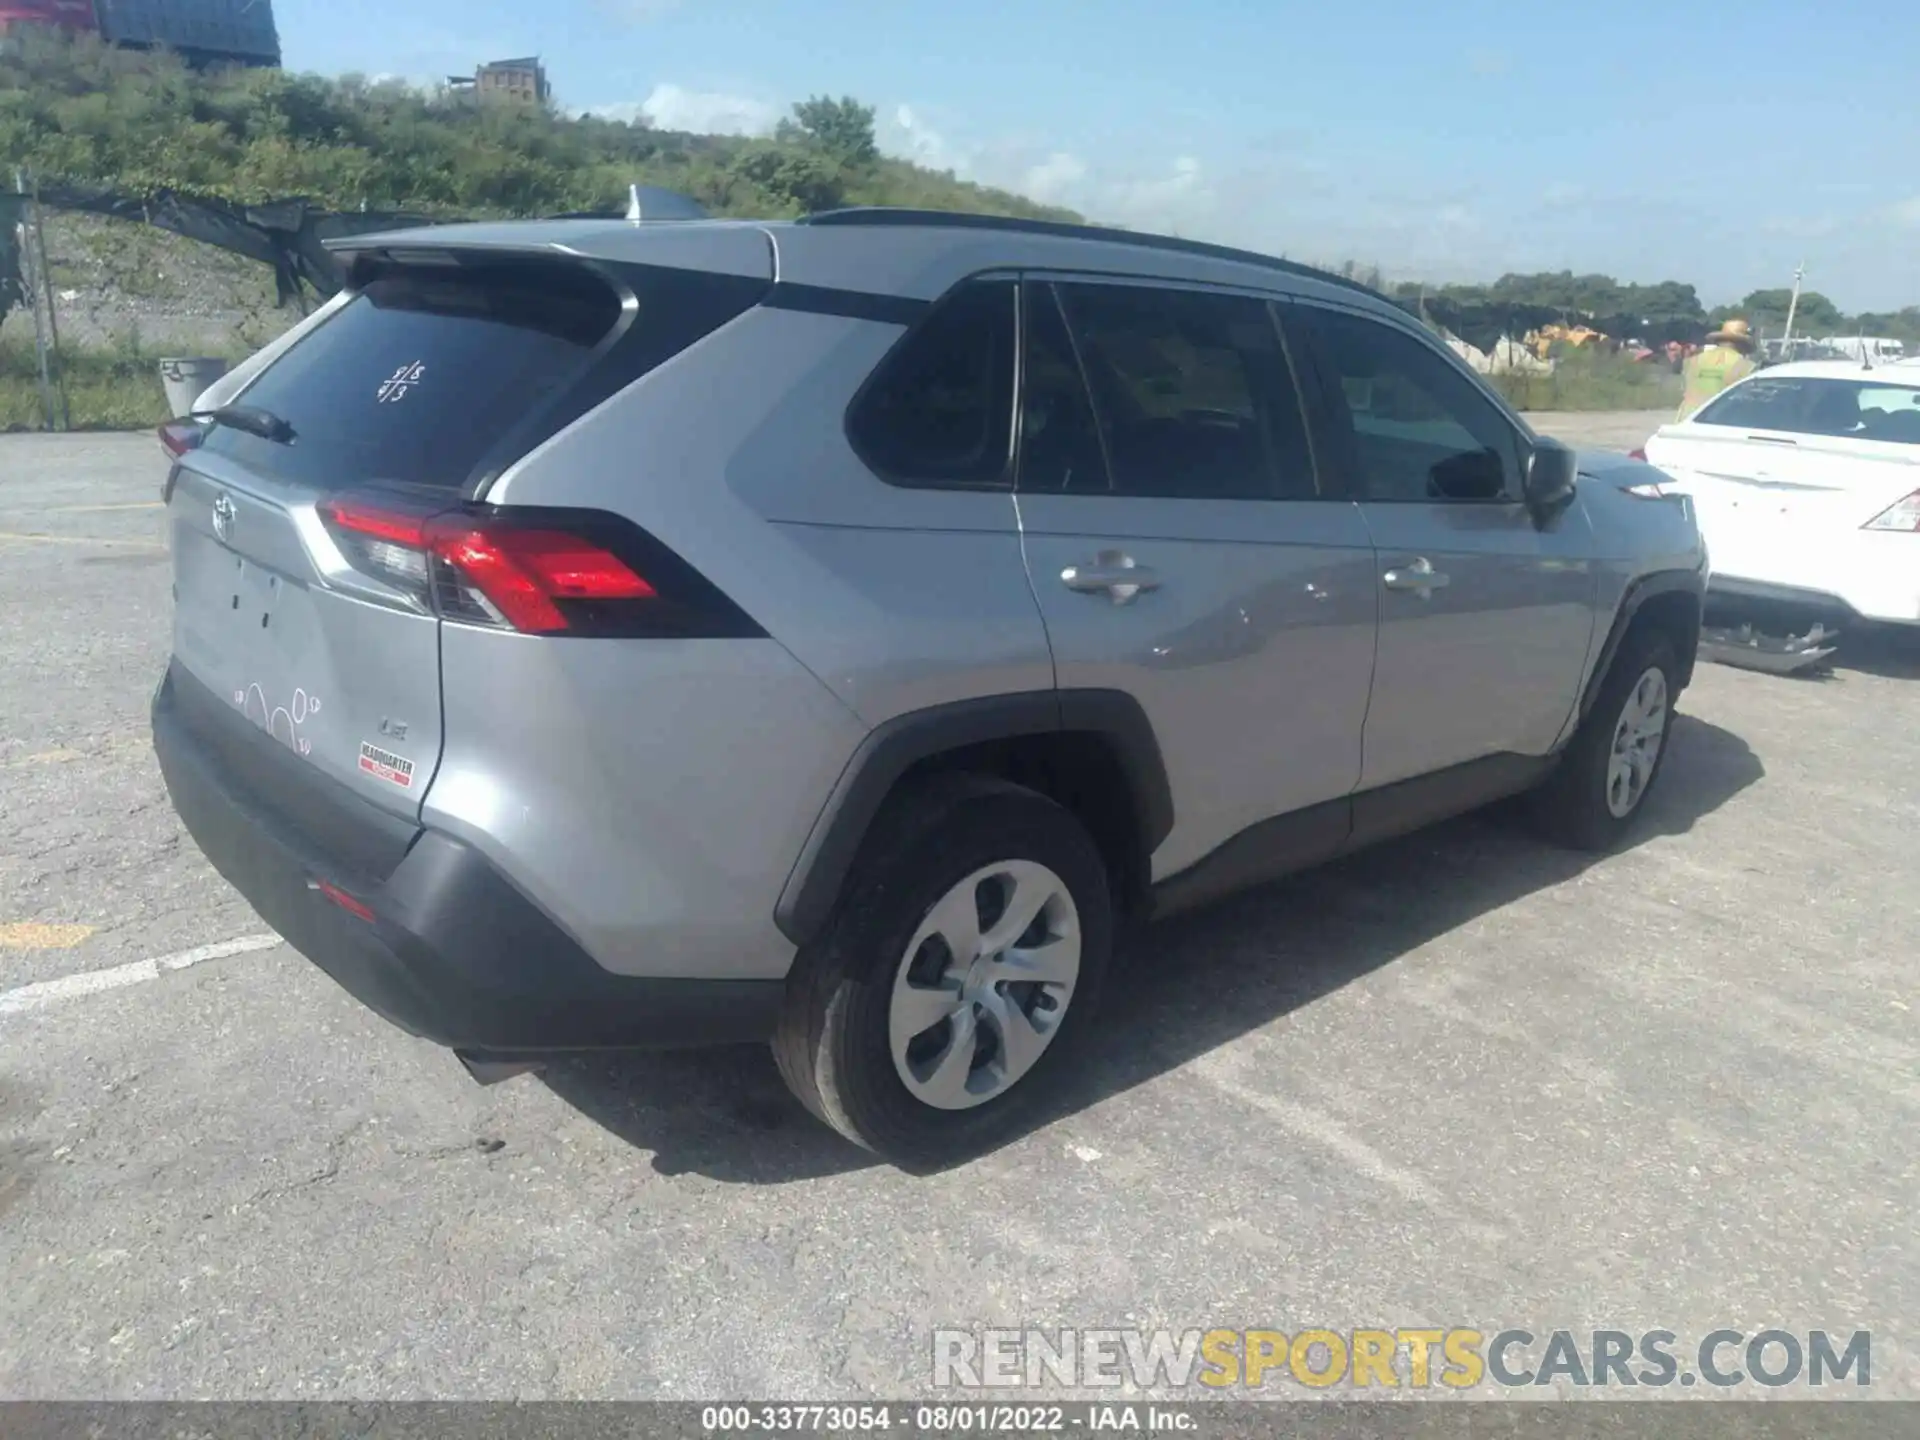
151, 208, 1707, 1168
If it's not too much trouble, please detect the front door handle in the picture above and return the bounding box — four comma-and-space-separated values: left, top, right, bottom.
1382, 557, 1450, 597
1061, 550, 1161, 605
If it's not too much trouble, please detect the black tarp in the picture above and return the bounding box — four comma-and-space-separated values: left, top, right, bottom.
1392, 294, 1710, 352
0, 194, 28, 333
33, 184, 441, 305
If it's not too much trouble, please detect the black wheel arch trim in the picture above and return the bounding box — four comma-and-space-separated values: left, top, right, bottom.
1579, 566, 1706, 723
774, 689, 1175, 946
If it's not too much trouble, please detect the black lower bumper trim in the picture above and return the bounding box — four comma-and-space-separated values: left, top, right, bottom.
151, 663, 782, 1053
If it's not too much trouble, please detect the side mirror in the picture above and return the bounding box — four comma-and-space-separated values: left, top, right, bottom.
1524, 438, 1579, 520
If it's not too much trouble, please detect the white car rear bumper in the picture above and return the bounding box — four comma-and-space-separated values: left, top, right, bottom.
1705, 525, 1920, 625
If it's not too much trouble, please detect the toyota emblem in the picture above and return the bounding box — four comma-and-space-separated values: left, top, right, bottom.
211, 492, 236, 543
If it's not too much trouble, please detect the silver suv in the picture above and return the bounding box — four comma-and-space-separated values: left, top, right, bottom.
151, 208, 1706, 1168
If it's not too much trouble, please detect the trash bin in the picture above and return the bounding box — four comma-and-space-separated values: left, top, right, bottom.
158, 357, 231, 418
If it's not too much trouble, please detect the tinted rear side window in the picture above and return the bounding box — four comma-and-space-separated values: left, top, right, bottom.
1054, 282, 1318, 500
848, 279, 1016, 488
202, 258, 765, 492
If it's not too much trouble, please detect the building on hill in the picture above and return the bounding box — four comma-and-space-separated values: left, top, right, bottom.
448, 56, 551, 105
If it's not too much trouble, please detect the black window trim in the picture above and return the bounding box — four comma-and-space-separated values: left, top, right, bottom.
1011, 278, 1119, 498
843, 271, 1021, 493
1015, 269, 1334, 504
1286, 295, 1535, 507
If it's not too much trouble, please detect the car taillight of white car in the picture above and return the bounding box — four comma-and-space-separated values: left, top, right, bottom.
1863, 489, 1920, 532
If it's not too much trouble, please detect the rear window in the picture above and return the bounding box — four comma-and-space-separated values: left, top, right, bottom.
202, 257, 766, 491
1695, 376, 1920, 445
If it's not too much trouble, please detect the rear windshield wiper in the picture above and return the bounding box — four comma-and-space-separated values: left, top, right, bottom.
195, 404, 297, 445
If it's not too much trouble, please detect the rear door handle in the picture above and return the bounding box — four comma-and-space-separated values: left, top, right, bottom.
1382, 557, 1450, 597
1061, 550, 1161, 605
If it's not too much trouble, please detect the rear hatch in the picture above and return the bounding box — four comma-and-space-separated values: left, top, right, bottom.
164, 243, 770, 823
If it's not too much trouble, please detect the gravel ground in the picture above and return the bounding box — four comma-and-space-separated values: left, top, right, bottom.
1527, 410, 1671, 451
0, 425, 1915, 1404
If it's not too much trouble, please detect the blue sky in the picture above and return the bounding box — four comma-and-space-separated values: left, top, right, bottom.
281, 0, 1919, 311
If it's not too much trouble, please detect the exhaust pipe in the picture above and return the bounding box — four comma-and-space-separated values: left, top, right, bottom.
455, 1050, 546, 1087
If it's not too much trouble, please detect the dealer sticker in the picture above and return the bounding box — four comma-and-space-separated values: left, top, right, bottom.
358, 741, 415, 790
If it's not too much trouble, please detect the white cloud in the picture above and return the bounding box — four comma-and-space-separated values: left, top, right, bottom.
885, 105, 963, 171
1096, 156, 1216, 236
1891, 196, 1920, 228
1022, 152, 1089, 205
593, 84, 781, 135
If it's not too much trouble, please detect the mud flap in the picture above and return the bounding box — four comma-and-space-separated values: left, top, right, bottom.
1700, 622, 1840, 676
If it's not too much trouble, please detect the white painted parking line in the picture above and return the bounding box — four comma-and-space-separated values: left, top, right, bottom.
0, 530, 167, 550
0, 933, 282, 1019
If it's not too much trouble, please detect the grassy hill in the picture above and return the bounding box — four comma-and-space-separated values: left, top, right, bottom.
0, 31, 1094, 428
0, 31, 1082, 224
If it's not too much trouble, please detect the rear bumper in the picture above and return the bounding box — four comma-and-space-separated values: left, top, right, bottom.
151, 663, 782, 1054
1708, 573, 1920, 627
1697, 528, 1920, 626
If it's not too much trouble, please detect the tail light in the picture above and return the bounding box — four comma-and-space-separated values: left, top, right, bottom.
1863, 489, 1920, 533
318, 492, 762, 639
1627, 447, 1648, 462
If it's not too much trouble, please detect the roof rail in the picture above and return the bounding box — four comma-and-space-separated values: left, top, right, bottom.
796, 207, 1383, 299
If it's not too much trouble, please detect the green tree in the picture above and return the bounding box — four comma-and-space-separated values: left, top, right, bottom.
1853, 307, 1920, 349
1715, 288, 1845, 338
781, 95, 878, 165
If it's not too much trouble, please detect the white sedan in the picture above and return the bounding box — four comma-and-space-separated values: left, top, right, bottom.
1638, 360, 1920, 627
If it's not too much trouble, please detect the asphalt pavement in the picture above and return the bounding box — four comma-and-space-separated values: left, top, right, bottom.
1, 422, 1916, 1401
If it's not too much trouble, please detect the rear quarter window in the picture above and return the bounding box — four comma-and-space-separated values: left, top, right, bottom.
847, 279, 1016, 489
203, 257, 766, 492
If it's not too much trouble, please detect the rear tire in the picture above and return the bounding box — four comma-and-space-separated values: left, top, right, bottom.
1531, 631, 1679, 852
772, 774, 1113, 1170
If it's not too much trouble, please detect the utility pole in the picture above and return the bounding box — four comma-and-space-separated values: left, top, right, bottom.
14, 168, 57, 431
1781, 261, 1806, 351
27, 171, 69, 430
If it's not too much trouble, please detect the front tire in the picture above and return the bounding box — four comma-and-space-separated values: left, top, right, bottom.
1532, 631, 1679, 852
772, 775, 1114, 1170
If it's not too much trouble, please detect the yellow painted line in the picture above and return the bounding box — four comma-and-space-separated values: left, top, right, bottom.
0, 531, 166, 550
55, 501, 164, 513
0, 922, 96, 952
